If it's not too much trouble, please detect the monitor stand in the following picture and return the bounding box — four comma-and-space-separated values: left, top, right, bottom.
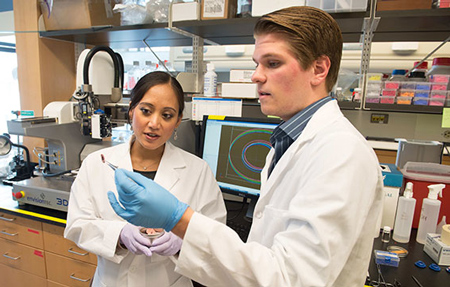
245, 197, 258, 219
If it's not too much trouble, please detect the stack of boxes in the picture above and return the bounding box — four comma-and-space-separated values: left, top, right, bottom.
367, 75, 449, 106
365, 74, 384, 103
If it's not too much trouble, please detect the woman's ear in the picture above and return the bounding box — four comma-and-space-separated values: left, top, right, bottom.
128, 106, 134, 124
311, 55, 331, 86
176, 113, 183, 128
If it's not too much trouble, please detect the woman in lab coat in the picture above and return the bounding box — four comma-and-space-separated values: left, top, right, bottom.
64, 71, 227, 287
109, 7, 384, 287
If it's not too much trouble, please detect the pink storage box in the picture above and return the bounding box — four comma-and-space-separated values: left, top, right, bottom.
380, 95, 395, 104
382, 89, 397, 97
385, 81, 400, 89
429, 74, 450, 83
431, 83, 448, 90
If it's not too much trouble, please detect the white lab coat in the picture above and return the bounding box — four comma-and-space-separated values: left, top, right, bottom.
64, 140, 227, 287
175, 100, 384, 287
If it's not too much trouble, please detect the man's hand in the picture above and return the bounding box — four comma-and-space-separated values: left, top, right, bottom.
108, 169, 188, 231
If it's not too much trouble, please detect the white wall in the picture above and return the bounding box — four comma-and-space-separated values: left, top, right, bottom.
171, 42, 450, 74
0, 10, 14, 34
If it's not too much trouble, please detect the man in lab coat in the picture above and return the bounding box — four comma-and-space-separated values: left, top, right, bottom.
109, 6, 384, 287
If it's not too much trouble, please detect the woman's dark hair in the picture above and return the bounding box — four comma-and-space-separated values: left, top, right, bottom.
128, 71, 184, 124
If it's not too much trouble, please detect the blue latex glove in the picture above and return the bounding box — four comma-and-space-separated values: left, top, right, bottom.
119, 223, 152, 256
150, 232, 182, 256
108, 168, 188, 231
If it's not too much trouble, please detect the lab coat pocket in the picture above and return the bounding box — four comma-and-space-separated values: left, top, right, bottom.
259, 205, 288, 246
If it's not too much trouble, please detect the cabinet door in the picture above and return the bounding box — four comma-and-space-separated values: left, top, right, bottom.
0, 212, 44, 249
43, 223, 97, 265
46, 252, 96, 287
0, 237, 46, 278
0, 263, 47, 287
47, 279, 68, 287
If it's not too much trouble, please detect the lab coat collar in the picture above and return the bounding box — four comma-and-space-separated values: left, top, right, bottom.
260, 100, 343, 196
124, 137, 185, 191
154, 141, 186, 191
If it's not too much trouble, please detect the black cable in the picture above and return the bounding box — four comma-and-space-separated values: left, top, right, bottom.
115, 52, 124, 90
83, 46, 120, 88
42, 169, 73, 178
226, 197, 247, 221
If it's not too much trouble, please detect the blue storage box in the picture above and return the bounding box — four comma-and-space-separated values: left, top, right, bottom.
380, 163, 403, 187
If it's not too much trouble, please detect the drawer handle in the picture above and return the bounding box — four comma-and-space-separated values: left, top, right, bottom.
70, 273, 91, 282
0, 230, 18, 236
3, 253, 20, 260
0, 215, 15, 222
68, 247, 89, 256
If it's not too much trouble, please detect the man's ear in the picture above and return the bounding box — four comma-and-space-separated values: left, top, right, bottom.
311, 55, 331, 86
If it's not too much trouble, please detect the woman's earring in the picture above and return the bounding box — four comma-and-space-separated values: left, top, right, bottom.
174, 129, 178, 141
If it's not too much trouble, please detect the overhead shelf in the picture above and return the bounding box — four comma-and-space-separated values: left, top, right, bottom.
38, 12, 368, 49
38, 9, 450, 48
374, 8, 450, 42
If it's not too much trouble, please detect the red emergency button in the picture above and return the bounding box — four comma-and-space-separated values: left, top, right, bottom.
13, 191, 25, 199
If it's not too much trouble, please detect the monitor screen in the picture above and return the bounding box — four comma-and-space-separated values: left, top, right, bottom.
200, 115, 280, 198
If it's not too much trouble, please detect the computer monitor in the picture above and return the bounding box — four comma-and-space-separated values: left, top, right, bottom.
200, 115, 280, 216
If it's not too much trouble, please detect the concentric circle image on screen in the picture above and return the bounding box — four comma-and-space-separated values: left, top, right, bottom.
217, 126, 272, 190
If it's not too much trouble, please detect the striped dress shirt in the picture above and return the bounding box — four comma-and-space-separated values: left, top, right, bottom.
268, 96, 333, 177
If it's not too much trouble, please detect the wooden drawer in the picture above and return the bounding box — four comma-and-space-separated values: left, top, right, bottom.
43, 223, 97, 265
0, 212, 44, 249
46, 252, 96, 287
48, 279, 68, 287
0, 237, 46, 278
0, 263, 47, 287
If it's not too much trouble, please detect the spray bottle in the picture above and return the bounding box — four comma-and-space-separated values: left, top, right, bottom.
393, 182, 416, 243
416, 183, 445, 244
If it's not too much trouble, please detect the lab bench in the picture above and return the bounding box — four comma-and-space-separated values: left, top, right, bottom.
2, 182, 449, 286
0, 184, 96, 287
368, 228, 449, 287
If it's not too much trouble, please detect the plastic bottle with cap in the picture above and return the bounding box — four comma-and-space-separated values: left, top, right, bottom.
127, 61, 141, 91
416, 183, 445, 244
203, 63, 217, 97
436, 215, 447, 234
407, 61, 428, 81
392, 182, 417, 243
381, 226, 391, 243
426, 57, 450, 77
388, 69, 407, 81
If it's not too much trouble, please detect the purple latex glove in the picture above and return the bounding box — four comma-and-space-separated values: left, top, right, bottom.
150, 232, 182, 256
120, 223, 152, 256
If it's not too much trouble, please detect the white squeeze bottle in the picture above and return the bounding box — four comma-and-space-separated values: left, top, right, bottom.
203, 63, 217, 97
416, 183, 445, 244
393, 182, 416, 243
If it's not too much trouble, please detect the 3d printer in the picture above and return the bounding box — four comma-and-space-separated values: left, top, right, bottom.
3, 46, 124, 212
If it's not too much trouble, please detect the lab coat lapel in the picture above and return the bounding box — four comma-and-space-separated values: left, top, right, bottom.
108, 141, 134, 171
154, 142, 184, 191
258, 101, 341, 203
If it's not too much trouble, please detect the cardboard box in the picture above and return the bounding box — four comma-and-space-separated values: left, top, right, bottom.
252, 0, 305, 17
221, 82, 258, 99
230, 70, 255, 83
424, 233, 450, 266
40, 0, 120, 31
201, 0, 237, 20
377, 0, 432, 11
172, 2, 200, 22
380, 163, 403, 229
